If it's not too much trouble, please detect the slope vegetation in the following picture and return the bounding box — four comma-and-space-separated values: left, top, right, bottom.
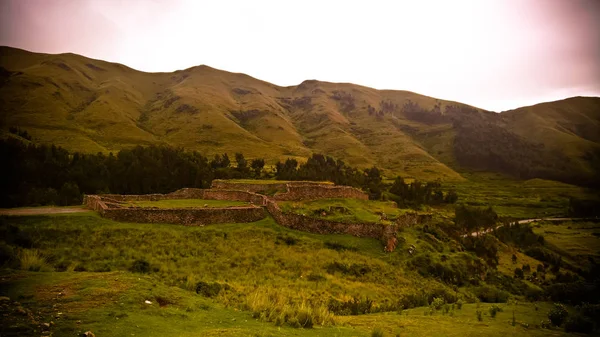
1, 46, 599, 184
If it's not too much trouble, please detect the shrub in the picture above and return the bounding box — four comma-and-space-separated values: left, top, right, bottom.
328, 297, 373, 315
276, 235, 298, 246
430, 297, 445, 310
476, 309, 483, 321
18, 249, 52, 272
489, 304, 503, 318
564, 314, 594, 333
548, 303, 568, 327
371, 327, 384, 337
324, 241, 357, 252
472, 285, 509, 303
296, 308, 314, 328
456, 299, 463, 309
129, 259, 151, 273
0, 243, 16, 266
307, 273, 326, 283
195, 281, 224, 298
325, 262, 370, 277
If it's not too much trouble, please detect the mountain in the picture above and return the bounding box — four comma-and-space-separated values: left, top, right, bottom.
1, 46, 599, 185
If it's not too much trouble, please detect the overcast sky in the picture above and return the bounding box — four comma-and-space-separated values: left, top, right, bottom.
1, 0, 599, 111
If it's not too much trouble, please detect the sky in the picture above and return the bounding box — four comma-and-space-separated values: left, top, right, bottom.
1, 0, 599, 112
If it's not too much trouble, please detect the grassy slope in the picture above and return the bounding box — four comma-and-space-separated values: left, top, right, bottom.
0, 212, 580, 337
1, 271, 569, 337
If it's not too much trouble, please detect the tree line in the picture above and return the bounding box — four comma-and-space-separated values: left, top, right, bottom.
1, 138, 457, 207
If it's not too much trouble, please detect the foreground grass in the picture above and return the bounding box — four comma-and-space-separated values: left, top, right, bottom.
0, 271, 574, 337
125, 199, 249, 208
278, 198, 406, 224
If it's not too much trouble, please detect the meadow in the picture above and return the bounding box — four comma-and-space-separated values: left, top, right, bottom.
0, 212, 586, 337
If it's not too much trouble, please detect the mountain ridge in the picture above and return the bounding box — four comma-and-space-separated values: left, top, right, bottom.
1, 46, 599, 185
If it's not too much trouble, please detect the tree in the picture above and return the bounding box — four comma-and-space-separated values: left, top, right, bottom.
250, 158, 265, 177
234, 153, 248, 175
59, 182, 81, 206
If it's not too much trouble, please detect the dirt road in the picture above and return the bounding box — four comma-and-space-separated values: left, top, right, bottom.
463, 217, 596, 237
0, 207, 90, 216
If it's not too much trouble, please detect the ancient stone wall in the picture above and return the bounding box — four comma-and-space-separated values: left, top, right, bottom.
102, 206, 266, 226
84, 188, 268, 225
273, 184, 368, 201
83, 195, 107, 214
265, 199, 398, 251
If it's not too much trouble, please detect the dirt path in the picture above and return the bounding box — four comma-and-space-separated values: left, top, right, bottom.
463, 217, 596, 237
0, 207, 90, 216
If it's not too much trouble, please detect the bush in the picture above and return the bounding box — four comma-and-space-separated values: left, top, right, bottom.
276, 235, 298, 246
328, 297, 373, 315
296, 308, 314, 328
476, 309, 483, 321
18, 249, 52, 272
129, 259, 151, 273
307, 273, 326, 283
489, 304, 503, 318
430, 297, 445, 310
324, 241, 357, 252
371, 327, 384, 337
195, 281, 223, 298
0, 243, 16, 266
325, 262, 370, 277
472, 285, 509, 303
456, 299, 463, 310
548, 303, 568, 327
564, 314, 594, 333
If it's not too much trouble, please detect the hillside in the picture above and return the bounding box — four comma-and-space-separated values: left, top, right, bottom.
1, 46, 599, 185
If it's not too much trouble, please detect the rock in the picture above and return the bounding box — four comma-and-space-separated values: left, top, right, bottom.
144, 300, 152, 305
0, 296, 10, 302
82, 332, 96, 337
16, 306, 27, 315
41, 322, 50, 330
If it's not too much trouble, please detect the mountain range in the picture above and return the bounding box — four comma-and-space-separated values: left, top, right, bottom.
1, 46, 599, 185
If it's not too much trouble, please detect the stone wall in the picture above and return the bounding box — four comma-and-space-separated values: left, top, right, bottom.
84, 184, 427, 252
273, 184, 368, 201
265, 199, 398, 251
84, 188, 268, 225
102, 206, 266, 226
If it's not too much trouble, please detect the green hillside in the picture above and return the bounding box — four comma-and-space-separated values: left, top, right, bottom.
1, 46, 599, 185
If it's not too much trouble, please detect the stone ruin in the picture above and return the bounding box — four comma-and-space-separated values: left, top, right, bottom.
84, 181, 428, 252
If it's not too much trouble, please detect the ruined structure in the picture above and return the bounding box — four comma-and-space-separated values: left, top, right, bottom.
84, 181, 424, 252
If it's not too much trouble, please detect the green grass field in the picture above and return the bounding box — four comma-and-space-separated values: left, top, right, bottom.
278, 198, 406, 224
1, 210, 597, 336
125, 199, 249, 208
0, 270, 569, 337
444, 176, 591, 219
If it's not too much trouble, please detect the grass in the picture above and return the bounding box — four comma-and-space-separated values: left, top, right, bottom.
442, 175, 591, 219
0, 210, 590, 336
0, 270, 576, 337
531, 220, 600, 270
125, 199, 249, 208
278, 198, 407, 224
